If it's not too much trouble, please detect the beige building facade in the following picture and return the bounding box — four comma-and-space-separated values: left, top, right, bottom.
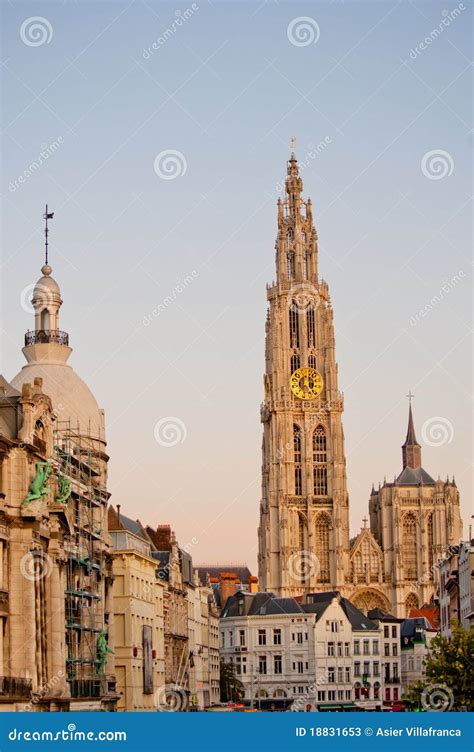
258, 154, 463, 616
0, 259, 117, 711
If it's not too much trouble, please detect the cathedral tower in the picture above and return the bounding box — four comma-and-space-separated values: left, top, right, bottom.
258, 152, 350, 596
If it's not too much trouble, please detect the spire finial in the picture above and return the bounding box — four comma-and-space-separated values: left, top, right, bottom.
43, 204, 54, 268
290, 135, 297, 154
406, 390, 414, 404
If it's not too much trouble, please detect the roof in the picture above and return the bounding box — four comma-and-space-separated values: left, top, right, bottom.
401, 617, 432, 638
402, 403, 420, 449
408, 605, 440, 630
396, 466, 436, 485
0, 375, 20, 398
220, 592, 304, 618
302, 592, 379, 631
196, 565, 253, 583
368, 608, 403, 623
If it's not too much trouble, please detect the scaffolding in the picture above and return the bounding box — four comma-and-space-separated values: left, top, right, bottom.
54, 419, 110, 700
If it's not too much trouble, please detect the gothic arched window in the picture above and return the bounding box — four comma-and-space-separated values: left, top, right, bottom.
294, 425, 302, 496
289, 303, 300, 348
307, 305, 315, 347
402, 513, 418, 581
405, 592, 419, 614
308, 354, 317, 370
287, 230, 295, 280
291, 354, 300, 373
315, 513, 330, 583
427, 513, 434, 576
313, 426, 328, 495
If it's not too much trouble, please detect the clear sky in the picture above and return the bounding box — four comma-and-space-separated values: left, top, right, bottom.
1, 0, 472, 569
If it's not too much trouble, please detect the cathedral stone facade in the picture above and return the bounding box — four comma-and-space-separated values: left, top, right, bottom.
257, 154, 462, 616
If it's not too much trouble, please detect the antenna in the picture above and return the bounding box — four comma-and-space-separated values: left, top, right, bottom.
43, 204, 54, 265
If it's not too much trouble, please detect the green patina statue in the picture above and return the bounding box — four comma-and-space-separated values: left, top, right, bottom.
22, 461, 52, 505
96, 630, 113, 675
56, 474, 72, 505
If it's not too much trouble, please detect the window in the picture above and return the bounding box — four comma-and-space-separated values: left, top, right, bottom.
393, 688, 399, 702
354, 640, 360, 655
296, 632, 303, 644
363, 640, 370, 655
291, 353, 300, 374
345, 667, 351, 683
308, 354, 317, 369
287, 230, 295, 280
317, 690, 326, 701
372, 640, 379, 655
236, 656, 247, 675
384, 644, 390, 657
393, 663, 398, 679
239, 630, 245, 646
315, 514, 331, 583
328, 690, 336, 701
363, 662, 370, 677
384, 626, 389, 639
345, 690, 351, 700
307, 305, 315, 347
229, 631, 233, 647
220, 631, 225, 647
403, 513, 417, 580
289, 301, 299, 347
330, 620, 338, 633
273, 629, 281, 645
408, 657, 414, 672
296, 661, 304, 674
337, 667, 343, 683
354, 662, 360, 677
385, 688, 391, 702
328, 642, 335, 657
338, 690, 344, 701
328, 667, 335, 683
294, 425, 302, 496
427, 513, 434, 573
274, 655, 282, 675
344, 643, 350, 656
373, 662, 380, 677
354, 686, 361, 700
391, 626, 397, 638
374, 683, 380, 700
258, 656, 267, 675
392, 643, 398, 656
313, 426, 328, 496
258, 629, 266, 646
337, 642, 343, 657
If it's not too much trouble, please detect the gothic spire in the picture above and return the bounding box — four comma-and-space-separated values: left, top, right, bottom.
402, 401, 421, 470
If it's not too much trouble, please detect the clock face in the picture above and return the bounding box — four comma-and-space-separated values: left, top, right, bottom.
290, 367, 324, 400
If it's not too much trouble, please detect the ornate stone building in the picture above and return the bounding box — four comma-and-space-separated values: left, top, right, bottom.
257, 153, 463, 616
0, 251, 117, 710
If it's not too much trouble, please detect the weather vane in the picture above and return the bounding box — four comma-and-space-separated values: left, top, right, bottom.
43, 204, 54, 265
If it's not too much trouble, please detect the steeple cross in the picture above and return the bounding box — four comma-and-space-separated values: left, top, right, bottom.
406, 390, 415, 404
290, 136, 296, 153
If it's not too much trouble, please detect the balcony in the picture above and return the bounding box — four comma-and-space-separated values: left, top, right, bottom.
25, 330, 69, 346
69, 676, 115, 698
384, 676, 400, 684
0, 676, 32, 700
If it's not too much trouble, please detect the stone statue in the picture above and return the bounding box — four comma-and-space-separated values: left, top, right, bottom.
22, 461, 52, 505
56, 474, 72, 505
96, 630, 113, 675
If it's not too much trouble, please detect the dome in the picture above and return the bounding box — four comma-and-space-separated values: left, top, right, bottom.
32, 264, 62, 306
11, 361, 105, 442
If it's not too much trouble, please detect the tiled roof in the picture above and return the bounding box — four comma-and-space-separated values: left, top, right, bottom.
396, 466, 435, 485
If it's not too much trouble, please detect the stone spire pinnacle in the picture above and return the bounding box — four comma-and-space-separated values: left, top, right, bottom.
402, 400, 421, 470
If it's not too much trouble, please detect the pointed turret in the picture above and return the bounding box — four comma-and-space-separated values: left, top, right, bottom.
402, 403, 422, 470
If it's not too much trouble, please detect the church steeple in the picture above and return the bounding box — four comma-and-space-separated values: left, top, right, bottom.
402, 400, 421, 470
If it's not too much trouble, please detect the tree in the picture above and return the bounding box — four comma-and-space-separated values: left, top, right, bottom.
219, 658, 244, 703
404, 623, 474, 710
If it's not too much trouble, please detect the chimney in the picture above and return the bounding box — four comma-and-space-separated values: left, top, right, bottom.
219, 572, 238, 607
155, 524, 172, 551
249, 575, 259, 593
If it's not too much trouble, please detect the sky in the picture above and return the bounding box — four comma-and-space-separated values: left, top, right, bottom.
1, 0, 472, 569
